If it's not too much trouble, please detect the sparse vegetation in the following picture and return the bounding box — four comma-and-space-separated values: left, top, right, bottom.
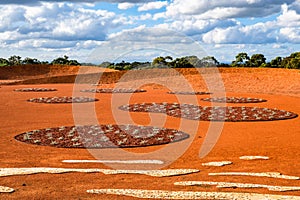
231, 52, 300, 69
0, 52, 299, 69
0, 55, 80, 67
106, 60, 151, 70
51, 55, 80, 66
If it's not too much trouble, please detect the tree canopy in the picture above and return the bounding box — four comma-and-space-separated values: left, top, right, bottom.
1, 52, 299, 69
0, 55, 80, 67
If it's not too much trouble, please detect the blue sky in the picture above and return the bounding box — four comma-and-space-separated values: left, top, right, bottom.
0, 0, 299, 63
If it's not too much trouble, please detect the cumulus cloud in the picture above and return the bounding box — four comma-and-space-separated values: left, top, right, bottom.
138, 1, 168, 11
147, 1, 296, 45
290, 0, 300, 13
280, 27, 300, 42
167, 19, 238, 37
0, 2, 128, 50
202, 22, 278, 44
200, 2, 300, 44
89, 26, 208, 62
166, 0, 295, 19
153, 12, 165, 20
277, 4, 300, 27
118, 2, 135, 10
0, 0, 152, 5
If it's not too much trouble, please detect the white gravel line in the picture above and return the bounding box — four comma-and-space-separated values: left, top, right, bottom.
0, 186, 14, 193
209, 172, 300, 180
0, 168, 199, 177
87, 189, 300, 199
174, 181, 300, 192
239, 156, 270, 160
201, 161, 232, 167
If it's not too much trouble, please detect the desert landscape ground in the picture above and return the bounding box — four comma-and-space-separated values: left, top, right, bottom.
0, 66, 300, 199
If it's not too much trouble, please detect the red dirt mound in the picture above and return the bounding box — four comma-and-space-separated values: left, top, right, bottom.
0, 64, 116, 80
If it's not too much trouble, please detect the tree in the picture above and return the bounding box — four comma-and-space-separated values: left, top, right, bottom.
51, 55, 69, 65
0, 58, 9, 66
51, 55, 80, 66
270, 56, 282, 68
169, 57, 193, 68
22, 57, 41, 65
165, 56, 173, 62
8, 55, 22, 66
184, 56, 202, 67
282, 52, 300, 69
200, 56, 220, 67
68, 59, 81, 66
248, 54, 266, 67
152, 56, 168, 66
231, 53, 250, 67
99, 62, 112, 68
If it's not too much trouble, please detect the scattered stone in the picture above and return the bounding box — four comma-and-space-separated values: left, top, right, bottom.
0, 168, 199, 178
14, 88, 57, 92
0, 186, 14, 193
27, 96, 98, 103
119, 103, 298, 122
174, 181, 300, 192
168, 91, 211, 95
239, 156, 269, 160
209, 172, 300, 180
14, 124, 189, 148
86, 189, 300, 199
100, 169, 200, 177
80, 88, 146, 93
201, 161, 232, 167
201, 97, 267, 103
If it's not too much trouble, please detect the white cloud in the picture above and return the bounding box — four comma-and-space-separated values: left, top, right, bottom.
91, 26, 208, 62
118, 2, 135, 10
200, 3, 300, 44
0, 0, 152, 5
166, 0, 294, 19
280, 27, 300, 42
0, 2, 128, 50
140, 13, 152, 20
202, 22, 279, 44
153, 12, 165, 20
277, 4, 300, 26
167, 19, 238, 37
138, 1, 168, 12
290, 0, 300, 13
0, 6, 26, 32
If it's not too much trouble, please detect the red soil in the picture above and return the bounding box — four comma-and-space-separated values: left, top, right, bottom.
0, 66, 299, 199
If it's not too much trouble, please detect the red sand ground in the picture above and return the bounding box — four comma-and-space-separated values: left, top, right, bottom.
0, 66, 299, 199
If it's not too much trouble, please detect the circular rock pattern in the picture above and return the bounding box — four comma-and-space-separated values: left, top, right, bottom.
27, 97, 98, 103
168, 91, 211, 95
119, 103, 298, 122
80, 88, 146, 93
201, 97, 267, 103
14, 124, 189, 148
14, 88, 57, 92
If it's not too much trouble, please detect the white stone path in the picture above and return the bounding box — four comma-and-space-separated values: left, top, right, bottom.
0, 186, 14, 193
87, 189, 300, 199
209, 172, 300, 180
201, 161, 233, 167
239, 156, 270, 160
175, 181, 300, 192
0, 167, 199, 177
